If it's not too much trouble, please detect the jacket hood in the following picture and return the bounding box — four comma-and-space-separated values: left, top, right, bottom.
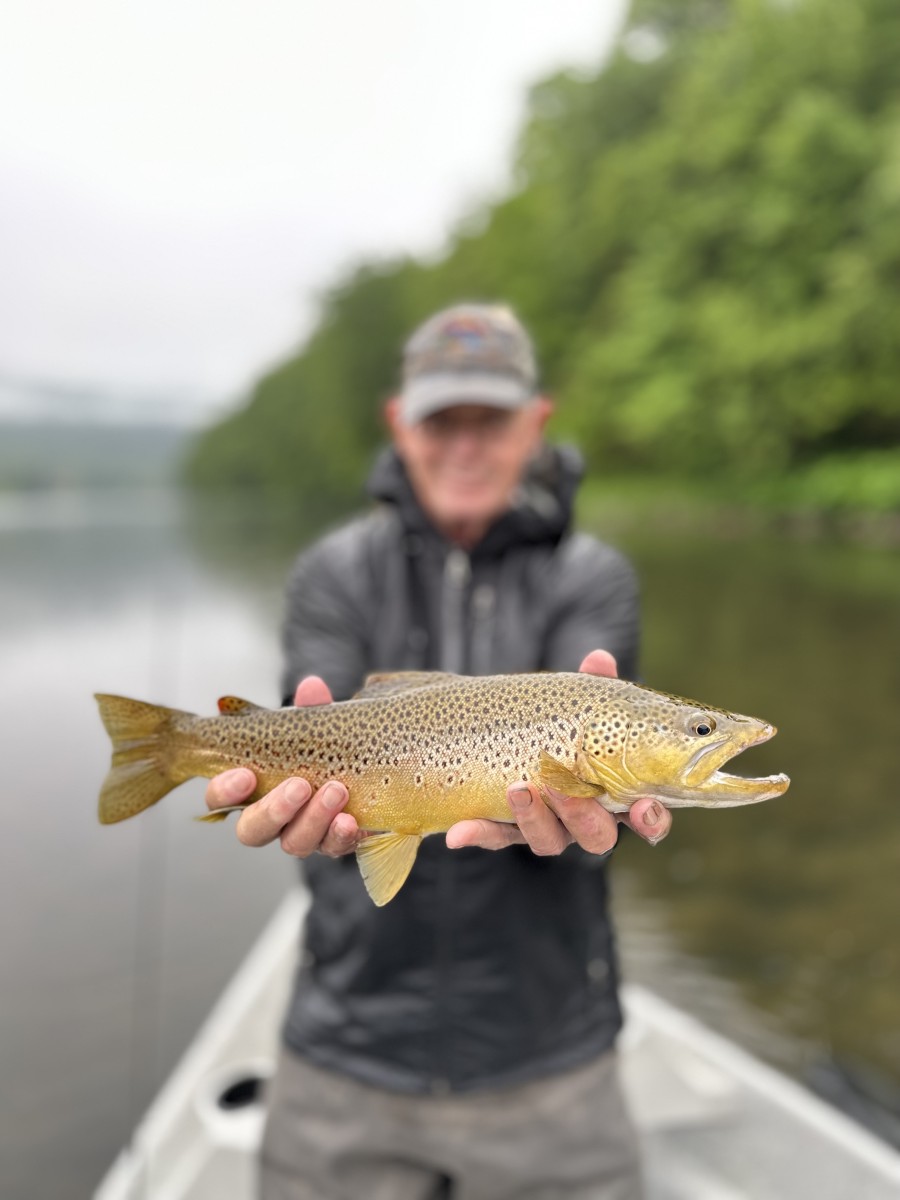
366, 443, 584, 557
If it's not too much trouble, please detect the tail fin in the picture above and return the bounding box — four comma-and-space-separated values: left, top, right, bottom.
95, 694, 190, 824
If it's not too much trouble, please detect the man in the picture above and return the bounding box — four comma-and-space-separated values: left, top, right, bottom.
206, 304, 672, 1199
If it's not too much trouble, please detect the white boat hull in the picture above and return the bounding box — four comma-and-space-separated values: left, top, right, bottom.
95, 889, 900, 1200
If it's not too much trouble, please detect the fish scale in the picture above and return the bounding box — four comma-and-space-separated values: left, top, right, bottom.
95, 670, 789, 905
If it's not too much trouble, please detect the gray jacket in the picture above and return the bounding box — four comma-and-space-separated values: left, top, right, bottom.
279, 445, 641, 1094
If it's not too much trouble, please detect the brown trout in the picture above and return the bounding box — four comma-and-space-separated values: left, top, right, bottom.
95, 670, 789, 905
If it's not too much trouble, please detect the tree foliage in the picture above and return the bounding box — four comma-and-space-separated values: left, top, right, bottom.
185, 0, 900, 512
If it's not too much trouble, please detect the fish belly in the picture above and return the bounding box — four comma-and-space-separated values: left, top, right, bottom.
345, 769, 517, 835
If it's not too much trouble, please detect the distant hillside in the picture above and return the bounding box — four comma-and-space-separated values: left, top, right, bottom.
0, 420, 195, 490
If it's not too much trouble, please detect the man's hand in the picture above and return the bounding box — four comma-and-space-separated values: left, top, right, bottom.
445, 650, 672, 856
204, 676, 362, 859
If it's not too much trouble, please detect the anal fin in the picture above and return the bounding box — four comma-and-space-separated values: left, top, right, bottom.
356, 832, 423, 906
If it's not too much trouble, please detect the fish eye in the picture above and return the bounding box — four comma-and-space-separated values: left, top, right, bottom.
690, 716, 716, 737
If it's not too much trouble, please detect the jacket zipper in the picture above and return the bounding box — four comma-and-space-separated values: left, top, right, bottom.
440, 548, 471, 673
471, 582, 496, 677
432, 546, 472, 1090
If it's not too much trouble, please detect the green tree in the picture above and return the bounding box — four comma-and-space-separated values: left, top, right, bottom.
561, 0, 900, 488
187, 0, 900, 514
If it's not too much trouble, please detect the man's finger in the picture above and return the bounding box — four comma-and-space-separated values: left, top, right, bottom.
548, 790, 619, 855
578, 649, 618, 678
279, 781, 350, 858
446, 818, 526, 851
293, 676, 333, 707
206, 767, 257, 811
506, 783, 573, 856
619, 796, 672, 845
318, 811, 364, 858
235, 777, 311, 847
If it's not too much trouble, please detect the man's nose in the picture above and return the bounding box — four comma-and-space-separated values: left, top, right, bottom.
444, 424, 485, 453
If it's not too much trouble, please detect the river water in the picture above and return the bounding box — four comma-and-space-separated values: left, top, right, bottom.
1, 487, 898, 1198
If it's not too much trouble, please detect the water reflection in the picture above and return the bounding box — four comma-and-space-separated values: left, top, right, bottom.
0, 489, 295, 1200
610, 529, 900, 1143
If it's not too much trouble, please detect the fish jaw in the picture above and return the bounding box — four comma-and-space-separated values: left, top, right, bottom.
586, 709, 791, 811
667, 720, 790, 808
661, 766, 791, 808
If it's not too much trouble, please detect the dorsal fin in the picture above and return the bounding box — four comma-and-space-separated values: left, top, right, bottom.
217, 695, 263, 716
353, 671, 460, 700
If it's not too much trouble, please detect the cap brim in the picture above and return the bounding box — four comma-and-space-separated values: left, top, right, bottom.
400, 373, 532, 425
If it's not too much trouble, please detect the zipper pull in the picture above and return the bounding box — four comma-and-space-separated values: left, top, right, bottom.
472, 583, 495, 618
444, 548, 471, 587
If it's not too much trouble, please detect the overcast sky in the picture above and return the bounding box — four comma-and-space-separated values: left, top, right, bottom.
0, 1, 626, 421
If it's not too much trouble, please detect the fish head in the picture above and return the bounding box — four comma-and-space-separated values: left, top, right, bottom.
579, 683, 790, 809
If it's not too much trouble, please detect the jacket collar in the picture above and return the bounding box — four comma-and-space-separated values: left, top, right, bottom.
366, 444, 583, 557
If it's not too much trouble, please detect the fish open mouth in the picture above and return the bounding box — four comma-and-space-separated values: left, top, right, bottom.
683, 722, 790, 807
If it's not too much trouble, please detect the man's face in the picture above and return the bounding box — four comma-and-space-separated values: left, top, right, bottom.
386, 398, 552, 544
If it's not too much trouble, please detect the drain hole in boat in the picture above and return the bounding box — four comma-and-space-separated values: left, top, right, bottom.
218, 1075, 266, 1110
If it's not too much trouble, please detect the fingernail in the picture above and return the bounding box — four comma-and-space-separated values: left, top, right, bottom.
509, 785, 532, 810
643, 802, 663, 827
284, 779, 310, 806
321, 782, 347, 811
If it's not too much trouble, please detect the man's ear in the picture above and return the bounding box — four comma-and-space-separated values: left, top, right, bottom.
534, 395, 554, 431
523, 395, 554, 453
384, 396, 403, 437
384, 396, 414, 460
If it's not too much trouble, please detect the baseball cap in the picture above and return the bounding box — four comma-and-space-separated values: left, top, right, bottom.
399, 303, 538, 425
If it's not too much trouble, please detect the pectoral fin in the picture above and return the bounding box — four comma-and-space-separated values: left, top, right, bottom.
355, 832, 423, 906
538, 751, 604, 799
573, 753, 627, 803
